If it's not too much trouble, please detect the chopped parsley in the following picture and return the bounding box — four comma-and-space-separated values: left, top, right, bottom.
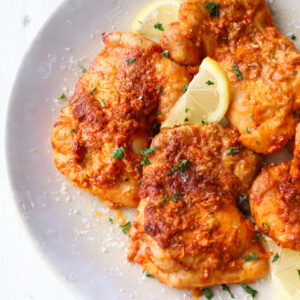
262, 222, 270, 235
202, 120, 208, 125
205, 80, 214, 85
70, 129, 76, 134
209, 211, 214, 216
140, 146, 156, 155
250, 114, 253, 120
152, 123, 161, 136
140, 156, 150, 165
221, 284, 235, 298
109, 217, 113, 224
98, 98, 106, 107
237, 193, 250, 215
167, 160, 189, 176
160, 193, 168, 206
78, 64, 87, 73
295, 70, 298, 76
241, 284, 257, 299
242, 251, 258, 261
120, 221, 132, 234
184, 117, 189, 122
233, 63, 243, 80
137, 20, 143, 24
272, 253, 279, 263
143, 270, 153, 278
114, 40, 120, 44
110, 146, 125, 160
185, 108, 189, 113
138, 178, 143, 183
182, 84, 189, 93
154, 22, 164, 31
162, 50, 169, 57
270, 54, 274, 59
291, 34, 296, 41
157, 86, 163, 94
59, 93, 66, 100
206, 2, 220, 18
246, 127, 250, 134
136, 165, 142, 174
255, 233, 261, 240
90, 87, 96, 95
202, 287, 213, 300
227, 147, 238, 154
127, 58, 136, 64
172, 193, 180, 202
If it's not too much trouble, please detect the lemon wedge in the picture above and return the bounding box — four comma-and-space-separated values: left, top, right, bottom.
264, 238, 300, 300
162, 57, 230, 128
132, 0, 182, 38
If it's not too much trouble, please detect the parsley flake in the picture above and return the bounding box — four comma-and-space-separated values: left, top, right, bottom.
172, 193, 180, 202
157, 86, 163, 94
227, 147, 238, 154
143, 270, 153, 278
127, 58, 136, 64
241, 284, 257, 299
295, 70, 298, 77
206, 2, 220, 18
262, 222, 270, 235
160, 193, 168, 206
110, 146, 125, 160
70, 129, 76, 134
120, 221, 131, 234
90, 87, 96, 95
140, 146, 156, 155
140, 156, 150, 165
202, 120, 209, 125
185, 108, 189, 113
272, 253, 279, 263
98, 98, 106, 107
78, 64, 87, 74
138, 178, 143, 183
209, 211, 214, 216
246, 127, 250, 134
162, 50, 169, 57
154, 22, 164, 31
184, 117, 189, 122
167, 159, 189, 176
114, 40, 120, 44
138, 20, 143, 24
291, 34, 296, 41
233, 63, 243, 80
222, 284, 235, 298
250, 114, 253, 120
182, 84, 189, 93
202, 287, 213, 300
109, 217, 113, 224
205, 80, 214, 85
242, 251, 258, 261
59, 93, 66, 100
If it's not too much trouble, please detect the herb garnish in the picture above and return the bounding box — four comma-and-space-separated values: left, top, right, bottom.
172, 193, 180, 202
152, 123, 161, 136
241, 284, 257, 299
162, 50, 169, 57
157, 86, 163, 94
182, 84, 189, 93
59, 93, 66, 99
120, 221, 132, 234
154, 22, 164, 31
185, 108, 189, 113
242, 251, 258, 261
206, 2, 220, 18
250, 114, 253, 120
291, 34, 296, 41
227, 147, 238, 154
109, 217, 113, 224
138, 20, 143, 24
221, 284, 235, 298
70, 129, 76, 134
127, 58, 136, 64
202, 287, 213, 299
143, 270, 153, 278
233, 63, 243, 80
140, 156, 150, 165
202, 120, 208, 125
160, 193, 168, 206
205, 80, 214, 85
110, 146, 125, 160
98, 98, 106, 107
295, 71, 298, 77
184, 117, 189, 122
167, 159, 189, 176
138, 178, 143, 183
272, 253, 279, 263
246, 127, 250, 134
78, 64, 87, 73
90, 87, 96, 95
140, 146, 156, 155
262, 222, 270, 235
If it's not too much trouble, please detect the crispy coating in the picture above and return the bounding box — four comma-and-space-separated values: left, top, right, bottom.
128, 124, 268, 290
162, 0, 300, 154
249, 124, 300, 251
51, 32, 191, 209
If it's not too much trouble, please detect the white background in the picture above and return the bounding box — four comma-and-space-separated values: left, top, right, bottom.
0, 0, 75, 299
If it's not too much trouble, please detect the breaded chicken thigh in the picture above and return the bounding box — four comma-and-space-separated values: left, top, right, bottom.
128, 124, 268, 290
51, 32, 191, 209
250, 124, 300, 251
161, 0, 300, 154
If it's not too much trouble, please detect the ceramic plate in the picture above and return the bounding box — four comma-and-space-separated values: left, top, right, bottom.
5, 0, 300, 299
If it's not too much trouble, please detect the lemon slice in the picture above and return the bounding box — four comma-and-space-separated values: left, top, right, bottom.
132, 0, 182, 38
162, 57, 230, 128
264, 238, 300, 300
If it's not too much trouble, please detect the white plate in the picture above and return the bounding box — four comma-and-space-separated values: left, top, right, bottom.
5, 0, 300, 299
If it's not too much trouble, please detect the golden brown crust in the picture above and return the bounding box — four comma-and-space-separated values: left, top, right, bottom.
164, 0, 300, 154
51, 32, 191, 208
128, 124, 268, 289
